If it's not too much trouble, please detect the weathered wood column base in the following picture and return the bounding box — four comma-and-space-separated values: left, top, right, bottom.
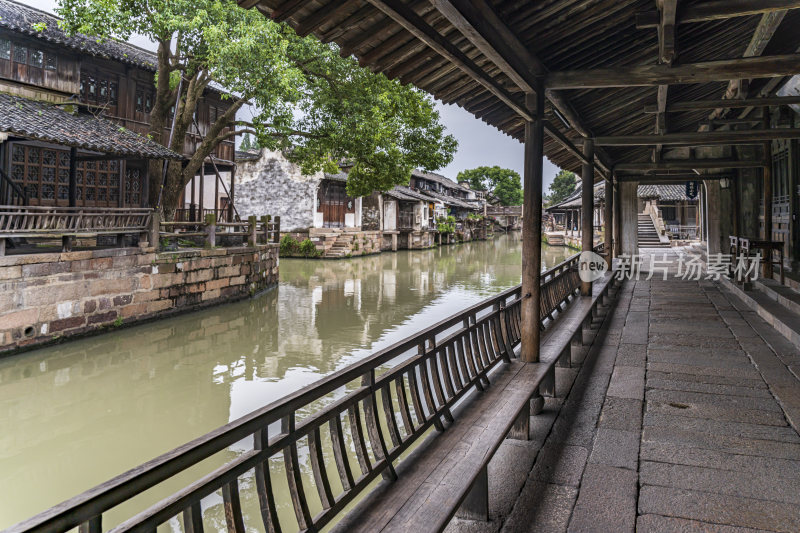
456, 466, 489, 521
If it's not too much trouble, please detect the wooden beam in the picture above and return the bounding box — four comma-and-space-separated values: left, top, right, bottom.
617, 174, 731, 183
546, 55, 800, 89
636, 0, 800, 28
595, 128, 800, 146
645, 95, 800, 112
366, 0, 533, 121
658, 0, 678, 65
699, 118, 762, 127
615, 159, 765, 172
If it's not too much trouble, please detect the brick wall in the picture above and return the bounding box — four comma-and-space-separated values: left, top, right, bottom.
0, 244, 279, 355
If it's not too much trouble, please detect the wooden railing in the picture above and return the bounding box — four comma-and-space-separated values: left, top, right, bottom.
7, 248, 596, 533
0, 206, 155, 255
160, 214, 280, 247
0, 169, 27, 206
174, 207, 233, 224
0, 206, 152, 234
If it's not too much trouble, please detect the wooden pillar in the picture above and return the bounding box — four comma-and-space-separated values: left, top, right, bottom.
190, 173, 196, 221
521, 88, 544, 364
604, 175, 613, 267
620, 181, 639, 255
763, 108, 774, 278
229, 165, 236, 222
214, 168, 220, 217
613, 176, 621, 256
68, 147, 77, 208
199, 168, 205, 219
581, 140, 595, 295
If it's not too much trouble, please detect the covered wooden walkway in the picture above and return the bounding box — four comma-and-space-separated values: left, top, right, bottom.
444, 249, 800, 532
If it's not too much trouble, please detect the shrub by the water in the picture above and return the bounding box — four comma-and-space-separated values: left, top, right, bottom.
298, 239, 320, 258
280, 235, 299, 255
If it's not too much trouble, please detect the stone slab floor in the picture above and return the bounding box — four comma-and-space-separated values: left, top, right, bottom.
448, 249, 800, 533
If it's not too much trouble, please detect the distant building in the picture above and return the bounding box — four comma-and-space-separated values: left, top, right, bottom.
233, 149, 487, 256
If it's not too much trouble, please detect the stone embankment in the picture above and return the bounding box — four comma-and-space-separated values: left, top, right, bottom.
0, 244, 279, 354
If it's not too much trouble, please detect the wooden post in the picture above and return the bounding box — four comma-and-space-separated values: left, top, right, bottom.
248, 215, 258, 247
455, 466, 488, 521
605, 175, 613, 267
763, 107, 774, 279
68, 147, 77, 208
190, 173, 196, 221
581, 139, 595, 296
229, 165, 236, 222
274, 216, 281, 243
613, 174, 622, 256
146, 209, 160, 249
199, 169, 205, 221
261, 215, 271, 244
521, 88, 544, 364
205, 213, 216, 248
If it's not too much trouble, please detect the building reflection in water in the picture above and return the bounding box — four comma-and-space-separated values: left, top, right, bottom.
0, 234, 574, 529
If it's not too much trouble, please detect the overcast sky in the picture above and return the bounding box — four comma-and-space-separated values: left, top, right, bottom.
28, 0, 561, 190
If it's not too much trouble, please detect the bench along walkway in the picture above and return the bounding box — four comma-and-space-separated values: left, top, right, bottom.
445, 252, 800, 533
6, 249, 617, 533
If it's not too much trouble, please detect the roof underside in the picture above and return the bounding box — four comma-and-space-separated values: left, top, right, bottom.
245, 0, 800, 179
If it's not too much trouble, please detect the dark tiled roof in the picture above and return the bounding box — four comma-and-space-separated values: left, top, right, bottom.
385, 185, 438, 203
548, 182, 696, 210
235, 149, 261, 162
0, 93, 183, 159
422, 188, 478, 210
412, 169, 471, 194
638, 184, 694, 201
0, 0, 157, 70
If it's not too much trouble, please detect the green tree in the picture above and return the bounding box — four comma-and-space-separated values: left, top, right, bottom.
240, 132, 252, 151
57, 0, 457, 217
456, 166, 522, 206
545, 170, 577, 206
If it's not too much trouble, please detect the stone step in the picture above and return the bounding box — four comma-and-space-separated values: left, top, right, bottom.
722, 278, 800, 350
754, 278, 800, 317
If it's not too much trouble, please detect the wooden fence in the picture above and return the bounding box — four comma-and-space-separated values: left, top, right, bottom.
160, 214, 281, 247
7, 248, 596, 533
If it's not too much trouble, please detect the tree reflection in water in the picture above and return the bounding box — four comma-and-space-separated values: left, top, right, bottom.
0, 233, 574, 530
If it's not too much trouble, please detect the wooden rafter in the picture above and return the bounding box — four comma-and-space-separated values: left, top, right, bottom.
595, 128, 800, 146
644, 95, 800, 112
636, 0, 800, 28
428, 0, 613, 178
546, 55, 800, 89
364, 0, 533, 121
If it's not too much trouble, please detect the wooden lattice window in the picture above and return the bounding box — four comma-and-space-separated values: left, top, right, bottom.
8, 143, 122, 206
124, 167, 142, 206
80, 73, 118, 107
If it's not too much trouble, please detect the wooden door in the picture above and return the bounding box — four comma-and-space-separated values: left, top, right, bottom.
319, 182, 346, 228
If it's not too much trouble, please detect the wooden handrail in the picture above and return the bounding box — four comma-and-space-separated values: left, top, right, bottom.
7, 246, 600, 533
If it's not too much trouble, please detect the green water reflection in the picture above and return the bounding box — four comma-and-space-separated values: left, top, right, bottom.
0, 234, 574, 529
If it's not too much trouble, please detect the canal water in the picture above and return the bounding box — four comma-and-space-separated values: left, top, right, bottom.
0, 234, 574, 530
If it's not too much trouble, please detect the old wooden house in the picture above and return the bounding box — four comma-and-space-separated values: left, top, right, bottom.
0, 0, 235, 215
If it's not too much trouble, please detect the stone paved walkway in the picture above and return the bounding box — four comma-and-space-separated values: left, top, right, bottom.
448, 249, 800, 533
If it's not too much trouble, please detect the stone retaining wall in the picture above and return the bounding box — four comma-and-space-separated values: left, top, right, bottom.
0, 244, 279, 355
